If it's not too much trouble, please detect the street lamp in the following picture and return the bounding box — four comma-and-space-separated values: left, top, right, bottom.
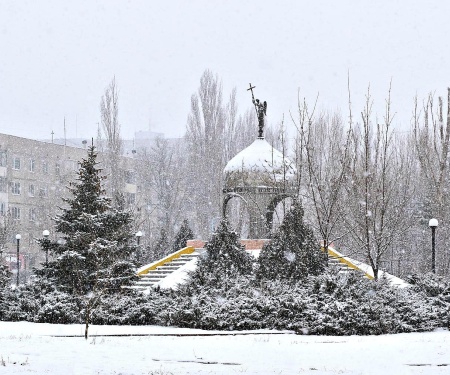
15, 234, 21, 286
429, 218, 438, 274
42, 230, 50, 267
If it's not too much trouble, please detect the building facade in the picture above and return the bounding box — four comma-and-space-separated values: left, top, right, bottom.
0, 133, 138, 275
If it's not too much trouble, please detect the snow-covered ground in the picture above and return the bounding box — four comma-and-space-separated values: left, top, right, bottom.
0, 322, 448, 374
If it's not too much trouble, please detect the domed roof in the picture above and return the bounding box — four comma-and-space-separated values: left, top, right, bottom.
223, 138, 296, 189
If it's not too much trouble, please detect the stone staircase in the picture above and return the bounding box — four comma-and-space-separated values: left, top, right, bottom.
132, 244, 407, 291
325, 247, 374, 280
327, 254, 371, 279
133, 248, 204, 291
324, 246, 408, 287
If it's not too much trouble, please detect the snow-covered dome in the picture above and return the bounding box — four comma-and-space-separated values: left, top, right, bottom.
223, 138, 296, 189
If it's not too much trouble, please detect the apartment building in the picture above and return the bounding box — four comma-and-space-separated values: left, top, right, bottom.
0, 133, 138, 274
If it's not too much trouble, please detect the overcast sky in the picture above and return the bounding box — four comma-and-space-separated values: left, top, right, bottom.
1, 0, 449, 141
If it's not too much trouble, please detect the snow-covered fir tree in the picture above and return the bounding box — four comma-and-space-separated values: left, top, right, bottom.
0, 263, 11, 319
172, 219, 194, 252
149, 228, 170, 262
257, 201, 325, 281
36, 145, 137, 296
0, 261, 10, 287
191, 219, 253, 287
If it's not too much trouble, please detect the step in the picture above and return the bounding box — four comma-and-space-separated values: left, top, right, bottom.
337, 269, 353, 274
138, 274, 163, 279
139, 278, 165, 283
138, 276, 165, 282
169, 262, 189, 268
140, 275, 163, 281
135, 281, 159, 286
170, 259, 189, 264
133, 250, 205, 290
148, 270, 173, 275
157, 265, 182, 270
330, 263, 350, 268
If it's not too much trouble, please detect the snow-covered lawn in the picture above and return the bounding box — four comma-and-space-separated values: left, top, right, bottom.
0, 322, 448, 374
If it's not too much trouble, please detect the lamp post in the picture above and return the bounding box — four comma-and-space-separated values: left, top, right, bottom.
135, 231, 143, 263
42, 230, 50, 267
429, 218, 438, 274
15, 234, 21, 286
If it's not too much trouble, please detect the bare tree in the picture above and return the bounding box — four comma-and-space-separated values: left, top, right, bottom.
343, 84, 414, 280
290, 91, 352, 260
100, 77, 123, 203
223, 90, 255, 163
411, 89, 450, 274
185, 70, 227, 238
133, 137, 189, 260
303, 112, 353, 261
290, 90, 319, 192
149, 137, 187, 239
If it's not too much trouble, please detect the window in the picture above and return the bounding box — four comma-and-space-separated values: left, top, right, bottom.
125, 170, 135, 184
11, 182, 21, 195
0, 202, 5, 216
13, 157, 20, 170
29, 159, 35, 172
39, 186, 48, 198
29, 184, 35, 197
0, 151, 7, 167
55, 162, 60, 175
126, 192, 135, 205
0, 177, 7, 193
29, 208, 36, 222
11, 206, 20, 220
42, 160, 48, 174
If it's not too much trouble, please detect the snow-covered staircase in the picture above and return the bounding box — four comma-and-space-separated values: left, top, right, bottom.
325, 248, 373, 279
324, 246, 409, 287
132, 244, 408, 291
133, 247, 205, 291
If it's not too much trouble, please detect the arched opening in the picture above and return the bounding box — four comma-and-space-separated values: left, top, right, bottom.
266, 194, 295, 233
223, 193, 250, 238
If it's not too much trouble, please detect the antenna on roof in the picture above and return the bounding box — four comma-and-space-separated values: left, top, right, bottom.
64, 117, 67, 147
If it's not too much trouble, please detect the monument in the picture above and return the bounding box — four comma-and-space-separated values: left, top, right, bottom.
222, 84, 297, 239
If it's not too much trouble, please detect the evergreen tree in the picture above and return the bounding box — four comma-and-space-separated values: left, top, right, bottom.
37, 146, 137, 296
172, 219, 194, 252
191, 219, 253, 287
0, 263, 10, 288
150, 228, 170, 261
257, 201, 325, 281
0, 263, 11, 319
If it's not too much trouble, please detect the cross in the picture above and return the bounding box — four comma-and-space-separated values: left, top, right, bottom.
247, 83, 256, 101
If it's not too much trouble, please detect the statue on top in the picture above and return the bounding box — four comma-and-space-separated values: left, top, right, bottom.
247, 83, 267, 138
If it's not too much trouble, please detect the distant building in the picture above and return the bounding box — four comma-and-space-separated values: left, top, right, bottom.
0, 133, 138, 273
50, 130, 167, 157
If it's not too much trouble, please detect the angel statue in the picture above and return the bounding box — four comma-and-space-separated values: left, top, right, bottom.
253, 98, 267, 138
